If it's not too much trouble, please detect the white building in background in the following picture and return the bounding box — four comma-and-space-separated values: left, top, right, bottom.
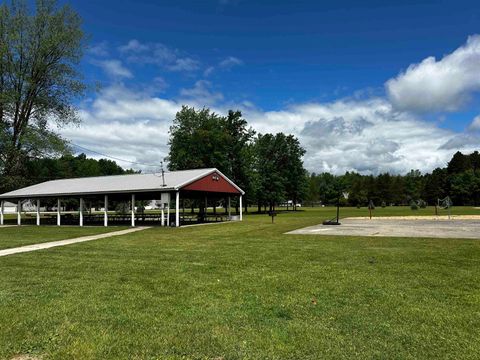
3, 201, 17, 214
2, 200, 38, 213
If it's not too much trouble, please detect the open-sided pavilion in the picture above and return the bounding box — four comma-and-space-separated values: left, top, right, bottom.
0, 168, 244, 227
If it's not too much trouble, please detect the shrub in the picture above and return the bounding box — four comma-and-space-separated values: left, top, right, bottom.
410, 200, 418, 210
115, 202, 129, 214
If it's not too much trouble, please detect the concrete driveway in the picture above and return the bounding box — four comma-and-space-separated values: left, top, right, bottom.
287, 218, 480, 239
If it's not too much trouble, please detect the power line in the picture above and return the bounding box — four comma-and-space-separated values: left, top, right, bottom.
69, 142, 161, 168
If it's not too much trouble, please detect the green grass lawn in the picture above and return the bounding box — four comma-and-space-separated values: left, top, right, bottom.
0, 226, 126, 250
0, 207, 479, 359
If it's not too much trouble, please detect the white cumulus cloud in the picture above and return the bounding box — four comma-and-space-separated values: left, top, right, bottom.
244, 98, 479, 174
204, 56, 243, 76
219, 56, 243, 69
92, 59, 133, 79
118, 40, 200, 72
386, 35, 480, 112
179, 80, 224, 105
469, 115, 480, 131
59, 85, 479, 175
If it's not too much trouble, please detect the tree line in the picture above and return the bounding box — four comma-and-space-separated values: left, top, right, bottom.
307, 151, 480, 207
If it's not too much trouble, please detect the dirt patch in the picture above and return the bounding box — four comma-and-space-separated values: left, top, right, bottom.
10, 355, 42, 360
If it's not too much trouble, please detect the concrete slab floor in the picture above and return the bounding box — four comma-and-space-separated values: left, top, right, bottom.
286, 218, 480, 239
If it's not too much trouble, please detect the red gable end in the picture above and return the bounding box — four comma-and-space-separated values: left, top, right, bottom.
181, 172, 241, 194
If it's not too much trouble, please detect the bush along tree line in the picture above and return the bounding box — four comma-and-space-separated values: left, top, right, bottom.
306, 151, 480, 207
167, 106, 308, 213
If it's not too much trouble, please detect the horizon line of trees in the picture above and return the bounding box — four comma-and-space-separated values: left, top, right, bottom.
308, 151, 480, 207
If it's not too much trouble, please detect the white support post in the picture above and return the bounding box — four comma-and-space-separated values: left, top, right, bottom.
131, 194, 135, 227
0, 200, 4, 225
104, 195, 108, 227
167, 198, 170, 227
161, 206, 165, 226
57, 199, 61, 226
240, 195, 243, 221
175, 191, 180, 227
228, 196, 231, 220
36, 199, 40, 226
79, 198, 84, 227
17, 200, 22, 225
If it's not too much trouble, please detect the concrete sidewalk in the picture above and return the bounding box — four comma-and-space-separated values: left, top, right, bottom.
0, 227, 150, 257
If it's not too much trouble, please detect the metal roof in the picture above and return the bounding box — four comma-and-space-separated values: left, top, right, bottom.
0, 168, 244, 199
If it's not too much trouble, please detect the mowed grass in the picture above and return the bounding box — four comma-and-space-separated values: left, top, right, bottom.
0, 226, 126, 250
0, 207, 479, 359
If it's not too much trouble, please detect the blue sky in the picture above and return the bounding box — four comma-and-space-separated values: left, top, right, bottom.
57, 0, 480, 174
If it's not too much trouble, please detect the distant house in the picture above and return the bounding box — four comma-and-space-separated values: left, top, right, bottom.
3, 201, 17, 214
2, 200, 37, 213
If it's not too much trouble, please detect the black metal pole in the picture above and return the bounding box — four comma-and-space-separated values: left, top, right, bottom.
336, 195, 340, 223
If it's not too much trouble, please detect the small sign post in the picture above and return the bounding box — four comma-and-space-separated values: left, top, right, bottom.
268, 210, 277, 223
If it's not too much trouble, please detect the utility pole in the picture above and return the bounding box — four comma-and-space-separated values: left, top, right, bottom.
160, 161, 166, 187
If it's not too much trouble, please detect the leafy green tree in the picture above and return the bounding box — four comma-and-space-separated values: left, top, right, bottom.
404, 169, 423, 202
283, 135, 307, 210
167, 106, 229, 171
306, 173, 318, 204
447, 151, 472, 174
168, 107, 257, 212
450, 170, 477, 205
317, 173, 338, 205
223, 110, 256, 212
0, 0, 86, 192
469, 151, 480, 173
422, 167, 447, 204
347, 173, 368, 206
254, 133, 287, 211
376, 173, 393, 204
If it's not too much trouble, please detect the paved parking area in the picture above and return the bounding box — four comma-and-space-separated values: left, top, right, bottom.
287, 218, 480, 239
